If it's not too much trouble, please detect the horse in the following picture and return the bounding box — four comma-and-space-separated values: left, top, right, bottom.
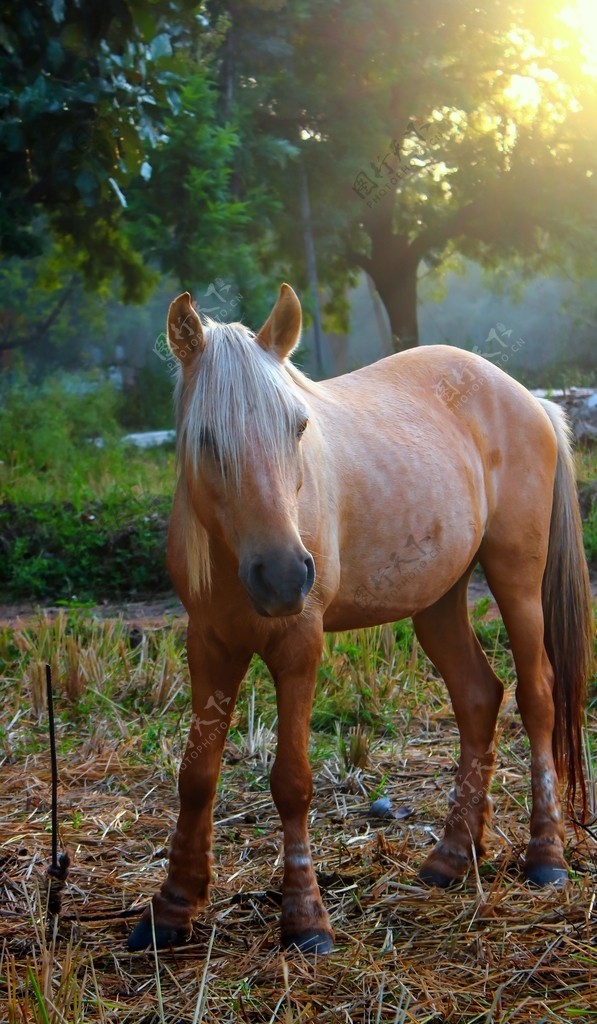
127, 284, 593, 955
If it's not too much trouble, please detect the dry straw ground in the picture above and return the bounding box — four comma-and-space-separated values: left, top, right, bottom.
1, 605, 595, 1023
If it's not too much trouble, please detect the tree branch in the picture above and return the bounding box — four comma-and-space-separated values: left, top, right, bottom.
408, 179, 530, 266
345, 247, 373, 275
0, 276, 77, 353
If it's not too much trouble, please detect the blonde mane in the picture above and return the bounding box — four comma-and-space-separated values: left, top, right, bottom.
173, 318, 318, 594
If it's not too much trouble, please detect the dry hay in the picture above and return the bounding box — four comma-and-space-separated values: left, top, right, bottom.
0, 611, 596, 1023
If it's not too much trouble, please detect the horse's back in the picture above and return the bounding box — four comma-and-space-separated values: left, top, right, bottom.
316, 344, 555, 477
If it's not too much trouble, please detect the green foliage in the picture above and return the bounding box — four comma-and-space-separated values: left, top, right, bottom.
127, 71, 278, 326
0, 248, 179, 379
0, 494, 170, 601
3, 0, 597, 365
0, 250, 109, 368
0, 372, 176, 505
0, 370, 177, 601
0, 0, 201, 296
582, 503, 597, 565
116, 362, 176, 432
177, 0, 597, 344
0, 371, 120, 475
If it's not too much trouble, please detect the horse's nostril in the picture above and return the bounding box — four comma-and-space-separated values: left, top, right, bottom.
303, 554, 316, 594
251, 561, 266, 590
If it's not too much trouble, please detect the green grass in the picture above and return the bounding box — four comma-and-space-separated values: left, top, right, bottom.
0, 375, 178, 600
582, 502, 597, 564
0, 434, 176, 508
0, 371, 176, 508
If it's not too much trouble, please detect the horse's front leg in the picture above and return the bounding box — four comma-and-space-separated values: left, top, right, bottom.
128, 626, 250, 950
263, 625, 334, 954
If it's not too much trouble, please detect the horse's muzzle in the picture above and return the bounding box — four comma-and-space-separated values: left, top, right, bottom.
240, 549, 315, 617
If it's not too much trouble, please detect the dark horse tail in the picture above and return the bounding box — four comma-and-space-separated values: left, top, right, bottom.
539, 399, 594, 814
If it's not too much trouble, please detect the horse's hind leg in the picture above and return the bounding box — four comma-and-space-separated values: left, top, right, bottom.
413, 573, 504, 887
481, 552, 567, 886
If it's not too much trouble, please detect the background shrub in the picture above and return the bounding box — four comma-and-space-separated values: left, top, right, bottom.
0, 496, 171, 601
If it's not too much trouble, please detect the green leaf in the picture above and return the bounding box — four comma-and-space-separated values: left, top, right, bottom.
27, 967, 51, 1024
150, 33, 173, 60
75, 169, 99, 203
49, 0, 65, 24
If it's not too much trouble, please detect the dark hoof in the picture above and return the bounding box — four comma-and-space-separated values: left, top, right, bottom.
418, 865, 462, 889
281, 929, 335, 955
525, 864, 569, 888
127, 915, 191, 952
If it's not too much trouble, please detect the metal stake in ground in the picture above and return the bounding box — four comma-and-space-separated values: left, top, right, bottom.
45, 663, 71, 917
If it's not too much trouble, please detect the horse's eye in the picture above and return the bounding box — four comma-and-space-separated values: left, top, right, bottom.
297, 418, 308, 438
199, 428, 219, 462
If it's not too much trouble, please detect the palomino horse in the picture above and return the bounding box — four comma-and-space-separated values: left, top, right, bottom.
128, 285, 593, 954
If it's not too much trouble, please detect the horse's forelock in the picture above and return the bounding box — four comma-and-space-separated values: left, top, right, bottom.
176, 319, 306, 487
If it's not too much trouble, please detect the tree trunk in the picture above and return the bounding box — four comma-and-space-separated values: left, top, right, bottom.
355, 214, 421, 352
299, 163, 326, 377
357, 183, 527, 351
374, 263, 419, 351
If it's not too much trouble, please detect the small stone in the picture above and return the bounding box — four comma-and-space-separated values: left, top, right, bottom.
370, 796, 394, 819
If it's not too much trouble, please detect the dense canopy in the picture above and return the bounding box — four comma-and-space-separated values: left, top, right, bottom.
1, 0, 596, 357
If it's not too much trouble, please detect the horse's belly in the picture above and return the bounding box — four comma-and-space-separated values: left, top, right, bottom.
324, 566, 439, 630
322, 533, 477, 631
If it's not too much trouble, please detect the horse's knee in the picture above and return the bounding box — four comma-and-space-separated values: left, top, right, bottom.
270, 757, 313, 819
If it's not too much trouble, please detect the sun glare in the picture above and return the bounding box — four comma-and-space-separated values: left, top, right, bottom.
504, 2, 597, 110
560, 0, 597, 67
504, 74, 542, 108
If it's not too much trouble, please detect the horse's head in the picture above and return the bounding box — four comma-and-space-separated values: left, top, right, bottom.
168, 284, 316, 617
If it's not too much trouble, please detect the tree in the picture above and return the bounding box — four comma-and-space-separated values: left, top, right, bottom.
0, 0, 202, 299
190, 0, 597, 350
6, 0, 596, 362
126, 68, 282, 326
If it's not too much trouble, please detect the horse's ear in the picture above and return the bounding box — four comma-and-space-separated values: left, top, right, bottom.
167, 293, 205, 367
257, 283, 302, 360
